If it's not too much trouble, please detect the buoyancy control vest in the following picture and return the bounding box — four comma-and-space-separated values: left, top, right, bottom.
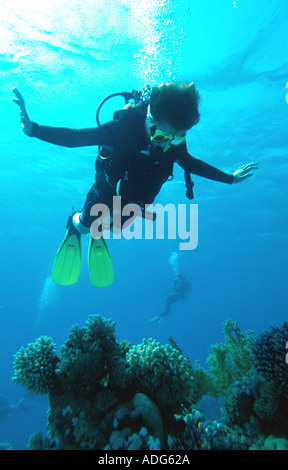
95, 87, 194, 206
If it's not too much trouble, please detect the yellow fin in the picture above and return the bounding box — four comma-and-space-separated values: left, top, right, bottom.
52, 228, 82, 286
88, 236, 114, 287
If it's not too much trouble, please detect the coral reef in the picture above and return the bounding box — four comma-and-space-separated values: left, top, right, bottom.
250, 435, 288, 450
54, 315, 121, 397
224, 380, 254, 427
103, 393, 164, 450
253, 323, 288, 398
168, 408, 248, 450
27, 431, 55, 450
223, 319, 254, 381
12, 336, 58, 394
187, 319, 255, 402
126, 338, 194, 414
11, 315, 288, 450
13, 314, 193, 450
219, 322, 288, 438
0, 442, 13, 450
207, 319, 254, 397
252, 377, 280, 423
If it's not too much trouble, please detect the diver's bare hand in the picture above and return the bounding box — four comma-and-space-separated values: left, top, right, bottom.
232, 162, 258, 183
12, 88, 33, 135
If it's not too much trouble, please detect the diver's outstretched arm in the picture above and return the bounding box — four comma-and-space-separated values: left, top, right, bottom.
12, 88, 33, 135
12, 88, 125, 149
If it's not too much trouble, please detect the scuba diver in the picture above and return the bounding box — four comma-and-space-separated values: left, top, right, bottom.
0, 395, 26, 422
149, 275, 191, 324
12, 83, 258, 287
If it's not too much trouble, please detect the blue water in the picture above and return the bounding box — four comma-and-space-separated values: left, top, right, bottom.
0, 0, 288, 449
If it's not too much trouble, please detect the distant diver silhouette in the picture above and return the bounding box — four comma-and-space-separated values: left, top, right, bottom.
149, 274, 192, 324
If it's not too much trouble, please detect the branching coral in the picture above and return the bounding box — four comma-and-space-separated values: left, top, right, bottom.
12, 336, 58, 394
126, 338, 194, 413
12, 315, 119, 398
55, 314, 118, 397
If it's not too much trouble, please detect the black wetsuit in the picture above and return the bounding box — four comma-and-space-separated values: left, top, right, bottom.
30, 105, 233, 226
162, 275, 191, 318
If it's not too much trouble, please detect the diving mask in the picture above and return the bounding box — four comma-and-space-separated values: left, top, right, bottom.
146, 106, 186, 152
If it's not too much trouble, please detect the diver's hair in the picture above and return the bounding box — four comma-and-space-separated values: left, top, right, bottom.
150, 82, 200, 131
